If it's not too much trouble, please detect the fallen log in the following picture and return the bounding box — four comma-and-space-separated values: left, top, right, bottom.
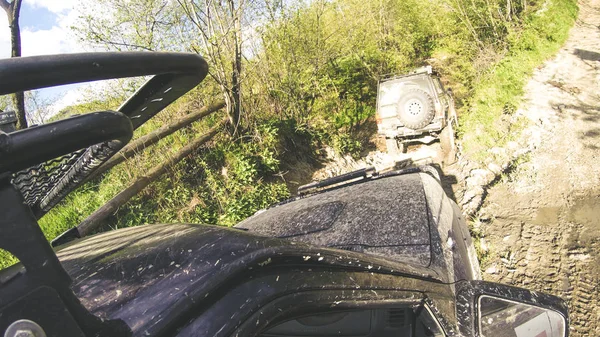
90, 100, 225, 179
76, 119, 226, 237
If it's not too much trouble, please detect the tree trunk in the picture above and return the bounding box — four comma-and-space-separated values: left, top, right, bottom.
89, 101, 225, 179
76, 120, 226, 237
1, 0, 27, 129
229, 0, 242, 132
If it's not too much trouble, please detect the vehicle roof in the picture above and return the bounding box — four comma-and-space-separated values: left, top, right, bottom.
379, 66, 434, 83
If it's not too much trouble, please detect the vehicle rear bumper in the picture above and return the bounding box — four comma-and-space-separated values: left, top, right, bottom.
378, 118, 445, 139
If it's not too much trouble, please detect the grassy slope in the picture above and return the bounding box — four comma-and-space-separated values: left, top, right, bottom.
459, 0, 579, 162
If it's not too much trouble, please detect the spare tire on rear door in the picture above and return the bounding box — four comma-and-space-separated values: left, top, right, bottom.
397, 88, 435, 129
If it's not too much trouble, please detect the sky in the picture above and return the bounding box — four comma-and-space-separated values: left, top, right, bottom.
0, 0, 87, 116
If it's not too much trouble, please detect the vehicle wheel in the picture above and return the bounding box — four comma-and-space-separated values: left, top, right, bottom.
397, 88, 435, 130
440, 123, 457, 164
386, 138, 405, 155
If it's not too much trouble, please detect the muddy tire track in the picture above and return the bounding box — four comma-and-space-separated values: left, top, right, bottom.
478, 1, 600, 335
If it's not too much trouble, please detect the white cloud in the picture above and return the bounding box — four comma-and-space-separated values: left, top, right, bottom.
21, 26, 82, 57
26, 0, 79, 14
1, 1, 143, 120
1, 3, 89, 116
1, 2, 83, 58
0, 14, 10, 58
49, 86, 86, 116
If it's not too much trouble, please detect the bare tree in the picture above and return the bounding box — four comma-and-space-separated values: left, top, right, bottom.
76, 0, 286, 134
25, 91, 54, 125
0, 0, 26, 129
177, 0, 245, 132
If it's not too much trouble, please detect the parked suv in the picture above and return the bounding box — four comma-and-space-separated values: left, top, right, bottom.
376, 66, 457, 155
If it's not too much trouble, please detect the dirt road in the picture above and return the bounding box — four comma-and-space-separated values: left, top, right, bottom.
477, 1, 600, 335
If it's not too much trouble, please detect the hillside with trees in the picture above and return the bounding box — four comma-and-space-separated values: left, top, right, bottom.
0, 0, 578, 267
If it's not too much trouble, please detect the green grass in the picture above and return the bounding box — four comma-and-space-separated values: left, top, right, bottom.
459, 0, 579, 162
469, 218, 491, 267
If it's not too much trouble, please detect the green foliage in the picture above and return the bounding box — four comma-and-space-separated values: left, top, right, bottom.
0, 95, 10, 111
459, 0, 578, 161
103, 119, 291, 228
31, 113, 292, 246
469, 218, 491, 266
0, 250, 18, 269
254, 0, 443, 127
326, 54, 378, 130
331, 133, 362, 158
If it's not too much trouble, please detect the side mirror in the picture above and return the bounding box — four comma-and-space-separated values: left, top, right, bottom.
456, 280, 568, 337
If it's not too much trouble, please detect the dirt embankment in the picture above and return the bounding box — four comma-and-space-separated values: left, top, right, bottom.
472, 1, 600, 335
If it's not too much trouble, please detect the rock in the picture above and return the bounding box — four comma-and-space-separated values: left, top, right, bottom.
489, 147, 506, 156
485, 265, 498, 274
467, 169, 495, 187
512, 147, 531, 159
487, 163, 503, 175
480, 238, 489, 253
478, 213, 492, 222
460, 161, 478, 173
462, 186, 484, 204
506, 141, 519, 150
464, 176, 479, 188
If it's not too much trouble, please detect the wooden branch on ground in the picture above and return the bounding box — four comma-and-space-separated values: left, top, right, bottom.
90, 100, 225, 179
77, 119, 226, 237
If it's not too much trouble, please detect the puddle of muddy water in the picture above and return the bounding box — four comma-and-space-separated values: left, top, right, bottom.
567, 196, 600, 232
533, 207, 562, 225
531, 197, 600, 231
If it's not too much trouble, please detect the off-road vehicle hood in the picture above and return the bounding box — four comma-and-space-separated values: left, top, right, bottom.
237, 171, 479, 283
236, 173, 432, 266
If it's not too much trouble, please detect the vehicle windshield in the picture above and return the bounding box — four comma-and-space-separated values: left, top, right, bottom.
260, 305, 444, 337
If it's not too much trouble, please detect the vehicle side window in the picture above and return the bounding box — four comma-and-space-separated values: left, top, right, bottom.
414, 304, 445, 337
259, 305, 446, 337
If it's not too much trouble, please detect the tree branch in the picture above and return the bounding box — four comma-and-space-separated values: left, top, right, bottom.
0, 0, 9, 13
88, 101, 225, 179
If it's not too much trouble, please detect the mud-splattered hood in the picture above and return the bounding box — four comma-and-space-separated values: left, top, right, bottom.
55, 172, 475, 336
236, 173, 433, 266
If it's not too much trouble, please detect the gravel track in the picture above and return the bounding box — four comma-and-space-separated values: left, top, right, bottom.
478, 1, 600, 335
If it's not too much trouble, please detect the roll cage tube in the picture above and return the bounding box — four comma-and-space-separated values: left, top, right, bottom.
0, 52, 208, 219
0, 52, 208, 337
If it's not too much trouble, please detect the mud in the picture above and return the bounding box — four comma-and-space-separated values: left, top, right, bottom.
477, 1, 600, 335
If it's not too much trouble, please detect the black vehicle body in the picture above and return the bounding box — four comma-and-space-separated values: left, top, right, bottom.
45, 169, 474, 336
0, 53, 568, 337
